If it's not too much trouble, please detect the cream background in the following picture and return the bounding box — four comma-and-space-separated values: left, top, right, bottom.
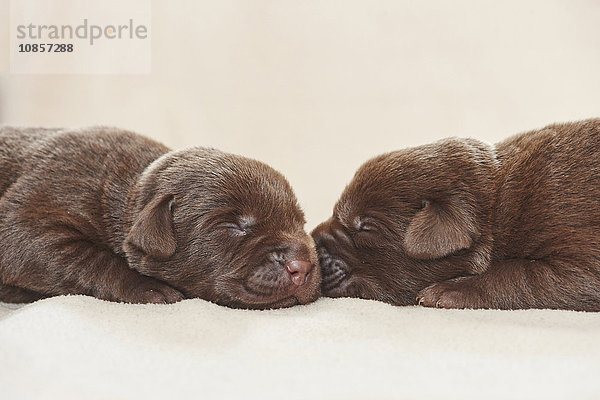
1, 0, 600, 229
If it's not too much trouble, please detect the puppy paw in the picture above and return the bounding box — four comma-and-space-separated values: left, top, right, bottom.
125, 278, 184, 304
416, 277, 478, 309
140, 285, 184, 304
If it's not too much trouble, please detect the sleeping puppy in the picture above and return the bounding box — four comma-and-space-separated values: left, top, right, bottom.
0, 126, 320, 309
312, 118, 600, 311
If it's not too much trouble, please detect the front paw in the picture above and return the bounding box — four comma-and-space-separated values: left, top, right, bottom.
125, 278, 184, 304
416, 277, 478, 309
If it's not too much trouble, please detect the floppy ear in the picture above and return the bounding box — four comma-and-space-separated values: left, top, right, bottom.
403, 197, 478, 259
126, 194, 176, 259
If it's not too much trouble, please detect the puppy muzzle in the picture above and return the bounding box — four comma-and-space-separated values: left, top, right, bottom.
311, 220, 352, 295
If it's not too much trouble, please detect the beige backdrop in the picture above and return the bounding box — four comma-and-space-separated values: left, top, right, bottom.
1, 0, 599, 229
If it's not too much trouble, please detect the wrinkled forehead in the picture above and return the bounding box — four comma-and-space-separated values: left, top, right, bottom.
219, 170, 304, 222
176, 153, 305, 226
334, 150, 425, 221
335, 187, 400, 225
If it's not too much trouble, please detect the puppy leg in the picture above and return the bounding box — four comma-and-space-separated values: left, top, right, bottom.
0, 282, 46, 303
417, 259, 600, 311
2, 236, 183, 304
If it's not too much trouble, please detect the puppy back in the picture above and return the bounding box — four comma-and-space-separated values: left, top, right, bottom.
493, 118, 600, 259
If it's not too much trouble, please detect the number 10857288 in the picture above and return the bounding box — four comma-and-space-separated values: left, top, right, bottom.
18, 43, 74, 53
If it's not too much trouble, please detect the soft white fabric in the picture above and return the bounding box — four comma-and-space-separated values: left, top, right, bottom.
1, 295, 599, 400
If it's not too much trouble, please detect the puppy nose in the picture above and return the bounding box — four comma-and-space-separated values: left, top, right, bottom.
285, 260, 312, 285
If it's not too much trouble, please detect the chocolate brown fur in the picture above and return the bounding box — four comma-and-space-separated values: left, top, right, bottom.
312, 118, 600, 311
0, 126, 320, 308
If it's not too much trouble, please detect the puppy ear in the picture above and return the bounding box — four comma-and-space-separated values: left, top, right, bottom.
126, 194, 176, 259
403, 197, 478, 259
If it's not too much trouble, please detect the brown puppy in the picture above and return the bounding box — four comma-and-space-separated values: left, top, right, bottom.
312, 118, 600, 311
0, 126, 320, 309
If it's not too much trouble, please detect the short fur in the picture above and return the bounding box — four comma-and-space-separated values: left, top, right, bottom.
312, 118, 600, 311
0, 127, 321, 309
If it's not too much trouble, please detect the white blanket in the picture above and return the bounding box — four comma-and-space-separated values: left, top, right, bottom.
1, 295, 599, 400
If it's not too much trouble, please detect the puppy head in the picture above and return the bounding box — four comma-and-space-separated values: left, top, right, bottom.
311, 138, 496, 305
124, 148, 321, 309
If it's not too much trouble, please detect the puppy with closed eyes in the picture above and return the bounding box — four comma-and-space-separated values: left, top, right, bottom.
312, 118, 600, 311
0, 126, 320, 309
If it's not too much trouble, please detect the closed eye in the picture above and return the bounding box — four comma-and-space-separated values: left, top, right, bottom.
221, 215, 256, 236
221, 222, 248, 236
353, 216, 377, 233
359, 224, 375, 232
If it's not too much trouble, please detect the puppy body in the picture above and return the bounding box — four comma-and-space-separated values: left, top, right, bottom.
313, 119, 600, 311
0, 127, 320, 308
